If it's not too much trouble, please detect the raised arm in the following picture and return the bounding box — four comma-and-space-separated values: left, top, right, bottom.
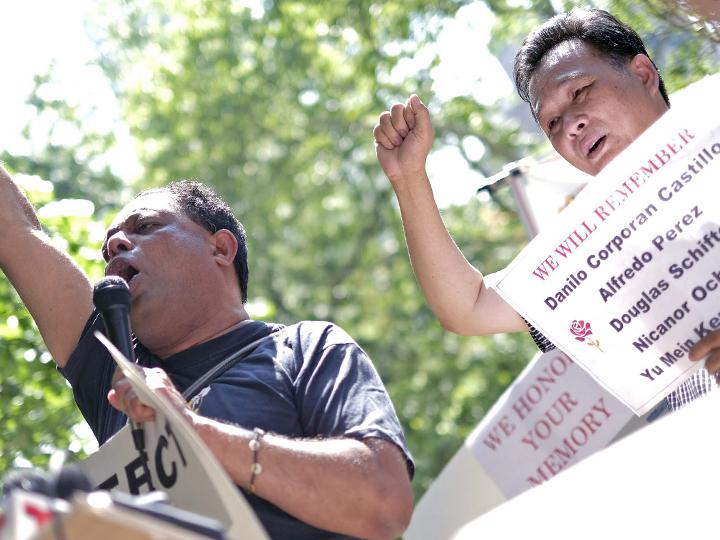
0, 165, 93, 367
373, 96, 526, 335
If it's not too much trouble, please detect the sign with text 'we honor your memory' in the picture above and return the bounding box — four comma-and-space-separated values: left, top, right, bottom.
495, 74, 720, 415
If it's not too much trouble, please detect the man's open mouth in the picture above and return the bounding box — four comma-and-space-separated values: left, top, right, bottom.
587, 135, 606, 158
105, 259, 140, 286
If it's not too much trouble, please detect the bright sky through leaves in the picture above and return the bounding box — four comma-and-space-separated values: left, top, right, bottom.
0, 0, 512, 207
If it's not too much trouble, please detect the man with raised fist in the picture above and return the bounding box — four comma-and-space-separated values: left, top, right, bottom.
374, 8, 718, 409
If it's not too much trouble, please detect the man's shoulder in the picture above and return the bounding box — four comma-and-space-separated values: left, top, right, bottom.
277, 320, 359, 349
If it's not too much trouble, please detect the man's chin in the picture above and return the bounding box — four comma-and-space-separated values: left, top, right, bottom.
129, 299, 153, 334
563, 149, 612, 176
580, 150, 616, 177
570, 159, 600, 177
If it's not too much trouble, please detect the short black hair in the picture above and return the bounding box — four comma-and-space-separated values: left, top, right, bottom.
139, 181, 249, 303
514, 8, 670, 110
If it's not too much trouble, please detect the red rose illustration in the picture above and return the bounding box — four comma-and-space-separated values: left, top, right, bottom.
569, 320, 604, 353
570, 320, 593, 342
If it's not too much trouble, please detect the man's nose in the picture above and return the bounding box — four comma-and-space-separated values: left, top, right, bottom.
107, 231, 134, 259
566, 112, 588, 138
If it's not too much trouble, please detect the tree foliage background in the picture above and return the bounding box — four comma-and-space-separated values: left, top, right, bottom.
1, 0, 718, 502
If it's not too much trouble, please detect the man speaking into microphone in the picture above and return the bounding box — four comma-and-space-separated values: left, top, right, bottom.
0, 170, 413, 540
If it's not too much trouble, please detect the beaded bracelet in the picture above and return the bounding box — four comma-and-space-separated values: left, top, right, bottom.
248, 427, 266, 494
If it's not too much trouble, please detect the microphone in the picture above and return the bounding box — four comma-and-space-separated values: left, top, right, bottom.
93, 276, 147, 460
2, 465, 93, 500
93, 275, 135, 363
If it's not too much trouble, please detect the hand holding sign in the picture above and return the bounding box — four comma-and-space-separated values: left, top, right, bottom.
86, 331, 270, 540
689, 329, 720, 373
109, 365, 193, 426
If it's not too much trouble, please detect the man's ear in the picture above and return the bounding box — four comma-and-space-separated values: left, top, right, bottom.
629, 54, 660, 95
211, 229, 238, 267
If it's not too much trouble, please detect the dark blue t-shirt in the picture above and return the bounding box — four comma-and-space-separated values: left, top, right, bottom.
60, 313, 413, 539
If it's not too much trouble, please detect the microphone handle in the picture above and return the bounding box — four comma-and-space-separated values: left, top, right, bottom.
100, 304, 148, 459
101, 305, 136, 363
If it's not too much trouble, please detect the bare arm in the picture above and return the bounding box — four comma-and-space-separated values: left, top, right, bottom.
110, 368, 413, 540
198, 424, 411, 539
0, 165, 93, 367
373, 96, 526, 335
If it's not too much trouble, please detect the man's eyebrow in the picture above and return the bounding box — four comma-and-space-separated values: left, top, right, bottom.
102, 208, 175, 245
102, 212, 141, 247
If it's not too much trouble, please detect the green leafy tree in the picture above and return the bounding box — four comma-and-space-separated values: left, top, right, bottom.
2, 73, 126, 211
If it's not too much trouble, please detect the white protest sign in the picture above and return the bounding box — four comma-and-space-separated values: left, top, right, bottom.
495, 73, 720, 414
405, 349, 660, 540
467, 349, 636, 497
80, 332, 268, 540
452, 390, 720, 540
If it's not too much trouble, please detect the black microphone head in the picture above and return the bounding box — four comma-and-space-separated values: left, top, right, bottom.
1, 466, 94, 500
93, 275, 130, 311
53, 465, 94, 500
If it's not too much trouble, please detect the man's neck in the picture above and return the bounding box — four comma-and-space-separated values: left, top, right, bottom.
148, 307, 251, 359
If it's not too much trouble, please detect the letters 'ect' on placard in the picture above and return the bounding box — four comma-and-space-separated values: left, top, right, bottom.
495, 74, 720, 415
